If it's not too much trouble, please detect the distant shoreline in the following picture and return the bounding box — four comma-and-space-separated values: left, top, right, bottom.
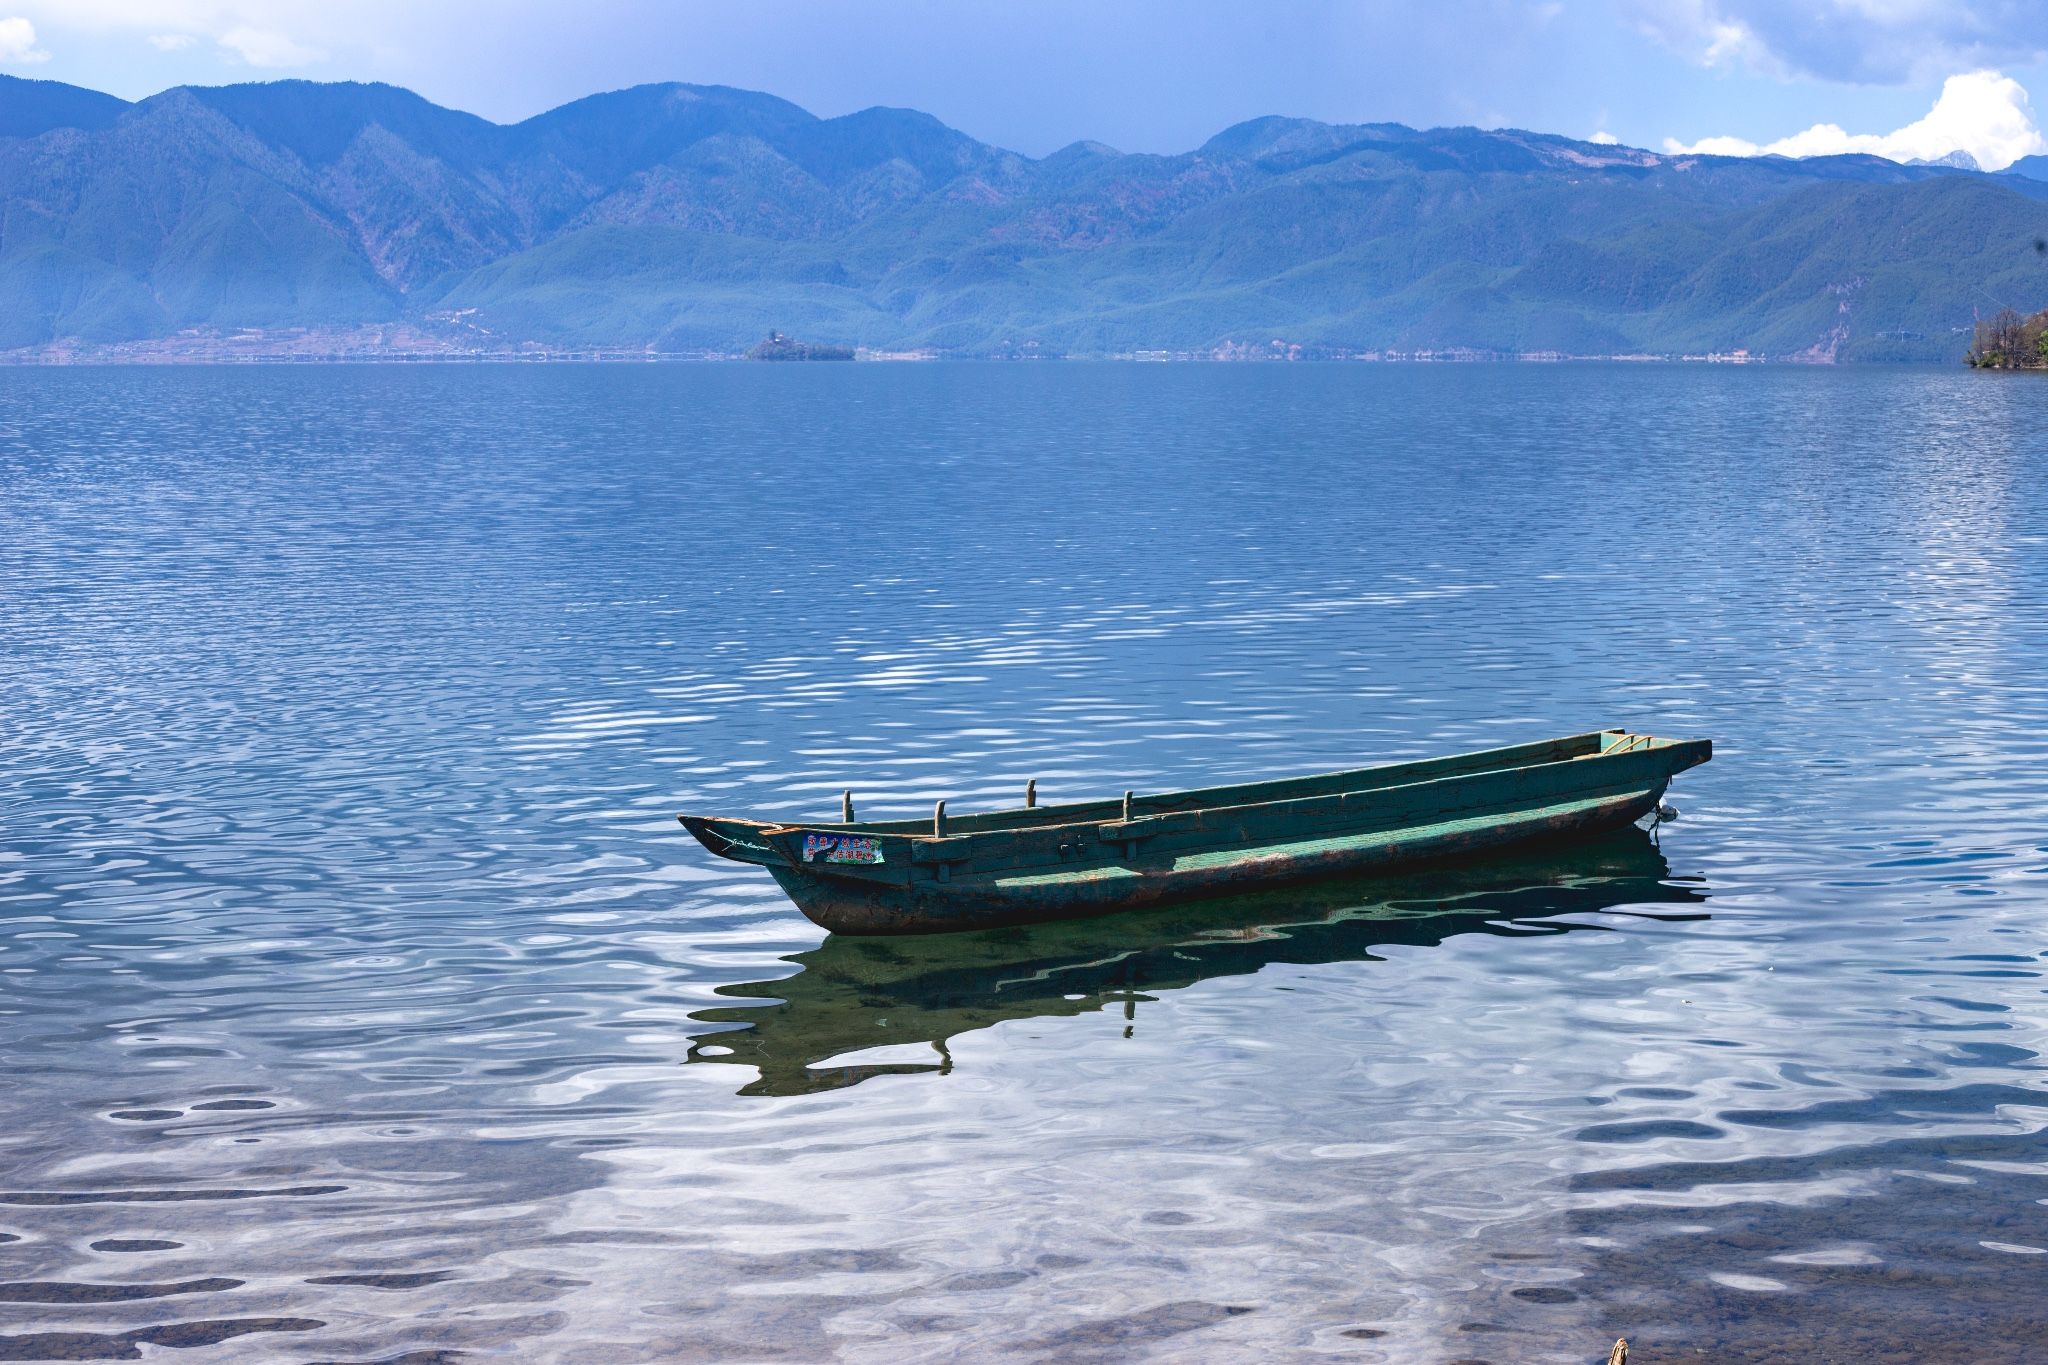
0, 339, 1930, 367
0, 355, 1934, 366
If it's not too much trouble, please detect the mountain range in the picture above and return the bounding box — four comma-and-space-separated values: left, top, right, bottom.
4, 73, 2048, 361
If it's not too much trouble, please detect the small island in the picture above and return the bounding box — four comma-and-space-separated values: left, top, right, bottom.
1967, 307, 2048, 369
746, 331, 856, 361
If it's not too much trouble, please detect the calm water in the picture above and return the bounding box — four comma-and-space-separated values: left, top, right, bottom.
2, 362, 2045, 1363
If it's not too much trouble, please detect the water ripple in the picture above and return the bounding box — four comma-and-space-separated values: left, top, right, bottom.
2, 363, 2046, 1360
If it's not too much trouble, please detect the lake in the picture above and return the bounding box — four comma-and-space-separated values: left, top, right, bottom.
2, 361, 2045, 1362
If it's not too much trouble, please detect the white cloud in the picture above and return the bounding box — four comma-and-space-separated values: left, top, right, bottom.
8, 5, 329, 67
1628, 0, 2048, 85
1589, 130, 1620, 145
0, 15, 50, 64
217, 24, 322, 68
1699, 20, 1766, 68
1663, 70, 2048, 171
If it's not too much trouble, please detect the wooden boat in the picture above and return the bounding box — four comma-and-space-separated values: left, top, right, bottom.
678, 728, 1710, 936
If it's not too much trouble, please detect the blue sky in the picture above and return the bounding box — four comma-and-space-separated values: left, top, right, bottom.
3, 1, 2047, 167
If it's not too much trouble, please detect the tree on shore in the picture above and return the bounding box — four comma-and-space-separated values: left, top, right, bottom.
1966, 307, 2048, 369
1964, 238, 2048, 369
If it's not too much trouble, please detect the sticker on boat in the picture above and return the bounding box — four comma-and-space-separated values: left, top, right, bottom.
803, 832, 885, 864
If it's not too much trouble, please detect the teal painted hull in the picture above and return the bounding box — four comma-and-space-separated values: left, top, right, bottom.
680, 729, 1711, 935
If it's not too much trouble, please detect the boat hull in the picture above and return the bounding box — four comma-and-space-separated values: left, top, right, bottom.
679, 730, 1711, 936
764, 784, 1666, 935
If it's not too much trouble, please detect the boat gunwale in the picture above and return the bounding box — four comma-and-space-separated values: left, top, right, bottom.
813, 729, 1625, 835
681, 731, 1709, 876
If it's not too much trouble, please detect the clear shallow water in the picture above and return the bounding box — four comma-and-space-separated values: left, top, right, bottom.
0, 361, 2044, 1363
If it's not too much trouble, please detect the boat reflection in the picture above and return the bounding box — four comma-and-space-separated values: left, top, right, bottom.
687, 829, 1708, 1096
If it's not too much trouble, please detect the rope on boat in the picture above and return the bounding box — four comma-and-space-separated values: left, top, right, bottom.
704, 827, 773, 856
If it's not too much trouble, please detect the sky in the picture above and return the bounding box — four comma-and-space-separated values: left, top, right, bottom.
2, 1, 2047, 169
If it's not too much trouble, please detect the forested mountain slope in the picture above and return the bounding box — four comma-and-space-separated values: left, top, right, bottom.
3, 74, 2044, 359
